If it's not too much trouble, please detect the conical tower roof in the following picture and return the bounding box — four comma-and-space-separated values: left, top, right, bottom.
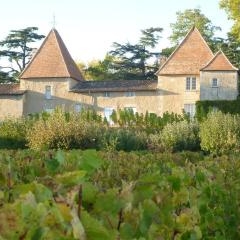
157, 27, 214, 75
201, 50, 238, 71
20, 28, 84, 81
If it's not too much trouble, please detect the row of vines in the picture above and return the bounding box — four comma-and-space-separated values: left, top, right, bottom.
0, 149, 240, 239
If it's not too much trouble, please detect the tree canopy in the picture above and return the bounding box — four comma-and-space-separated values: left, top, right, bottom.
169, 8, 221, 46
0, 27, 44, 82
108, 27, 163, 80
160, 8, 223, 60
220, 0, 240, 41
77, 55, 117, 81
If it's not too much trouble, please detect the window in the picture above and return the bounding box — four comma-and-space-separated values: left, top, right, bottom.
45, 86, 51, 99
103, 92, 110, 98
184, 104, 196, 118
104, 107, 114, 125
212, 78, 218, 88
124, 107, 137, 114
75, 103, 82, 113
186, 77, 196, 90
125, 91, 135, 97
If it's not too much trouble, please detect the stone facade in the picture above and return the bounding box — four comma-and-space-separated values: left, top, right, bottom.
158, 75, 200, 115
0, 27, 239, 120
200, 71, 238, 100
0, 94, 25, 120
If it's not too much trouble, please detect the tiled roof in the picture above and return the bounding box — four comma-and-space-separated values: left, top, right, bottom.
201, 50, 238, 71
157, 27, 214, 75
0, 84, 26, 95
20, 28, 84, 81
71, 79, 158, 93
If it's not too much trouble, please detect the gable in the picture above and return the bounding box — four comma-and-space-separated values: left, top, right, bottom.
157, 27, 214, 75
201, 50, 238, 71
20, 28, 84, 81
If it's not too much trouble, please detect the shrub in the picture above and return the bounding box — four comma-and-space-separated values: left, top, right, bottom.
147, 133, 163, 152
27, 109, 105, 150
111, 109, 188, 133
0, 118, 34, 149
161, 120, 200, 152
199, 111, 240, 155
102, 128, 148, 152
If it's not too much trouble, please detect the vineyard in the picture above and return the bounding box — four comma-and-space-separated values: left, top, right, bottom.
0, 149, 240, 239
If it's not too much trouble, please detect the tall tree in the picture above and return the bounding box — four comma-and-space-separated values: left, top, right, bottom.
169, 8, 221, 45
109, 27, 163, 80
212, 33, 240, 69
220, 0, 240, 41
160, 8, 222, 60
0, 27, 45, 82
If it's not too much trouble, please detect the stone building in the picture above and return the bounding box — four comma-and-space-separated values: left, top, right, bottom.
0, 26, 238, 120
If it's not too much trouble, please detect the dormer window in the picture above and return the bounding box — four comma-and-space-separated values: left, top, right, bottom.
45, 86, 51, 99
212, 78, 218, 88
186, 77, 196, 91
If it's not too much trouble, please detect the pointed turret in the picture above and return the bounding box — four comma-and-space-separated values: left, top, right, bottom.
20, 28, 84, 81
157, 27, 214, 75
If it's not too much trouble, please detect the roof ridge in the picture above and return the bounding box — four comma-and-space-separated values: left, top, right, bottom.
52, 29, 70, 77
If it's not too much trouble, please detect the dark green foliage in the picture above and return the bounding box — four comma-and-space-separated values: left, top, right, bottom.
0, 27, 45, 81
109, 27, 162, 80
196, 99, 240, 121
211, 33, 240, 69
102, 128, 148, 152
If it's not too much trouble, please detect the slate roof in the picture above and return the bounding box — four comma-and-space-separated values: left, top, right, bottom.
0, 84, 26, 95
201, 50, 238, 71
20, 28, 84, 81
71, 79, 158, 93
157, 26, 214, 75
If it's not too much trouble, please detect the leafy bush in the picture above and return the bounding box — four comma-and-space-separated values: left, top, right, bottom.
199, 111, 240, 155
147, 133, 163, 152
27, 109, 105, 150
0, 118, 34, 149
161, 120, 200, 152
102, 128, 148, 151
111, 109, 188, 133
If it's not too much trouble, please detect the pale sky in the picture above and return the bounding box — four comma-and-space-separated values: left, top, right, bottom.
0, 0, 233, 64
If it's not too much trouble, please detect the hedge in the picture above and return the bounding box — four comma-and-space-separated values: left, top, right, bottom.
196, 99, 240, 121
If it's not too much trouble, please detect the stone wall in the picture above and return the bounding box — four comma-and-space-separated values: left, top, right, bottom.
75, 90, 160, 116
20, 78, 80, 115
20, 77, 160, 117
200, 71, 238, 100
0, 94, 25, 120
158, 75, 200, 114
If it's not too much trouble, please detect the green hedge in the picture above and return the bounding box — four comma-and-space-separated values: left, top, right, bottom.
196, 99, 240, 121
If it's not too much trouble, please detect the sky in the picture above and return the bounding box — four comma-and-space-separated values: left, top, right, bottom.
0, 0, 233, 64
